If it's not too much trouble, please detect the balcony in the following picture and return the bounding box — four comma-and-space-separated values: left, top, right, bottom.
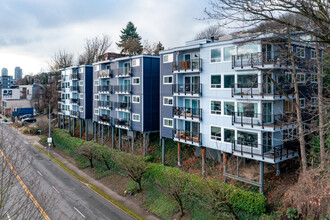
115, 118, 131, 129
232, 140, 299, 163
98, 85, 111, 93
99, 115, 111, 124
172, 59, 202, 73
172, 83, 202, 96
173, 107, 202, 121
113, 85, 131, 94
232, 112, 296, 129
231, 83, 294, 98
99, 69, 111, 78
173, 129, 202, 146
114, 67, 131, 77
70, 110, 79, 117
70, 73, 79, 80
71, 98, 80, 105
70, 86, 80, 93
114, 102, 131, 111
98, 101, 111, 109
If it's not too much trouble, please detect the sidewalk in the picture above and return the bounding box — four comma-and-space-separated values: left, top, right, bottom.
8, 124, 159, 220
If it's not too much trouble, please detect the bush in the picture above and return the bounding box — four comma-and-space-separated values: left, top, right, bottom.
40, 135, 48, 146
22, 128, 28, 134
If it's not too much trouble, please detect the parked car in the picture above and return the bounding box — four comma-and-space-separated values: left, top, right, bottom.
22, 117, 37, 124
19, 114, 33, 121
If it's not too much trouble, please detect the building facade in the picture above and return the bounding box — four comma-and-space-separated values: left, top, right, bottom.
15, 67, 23, 80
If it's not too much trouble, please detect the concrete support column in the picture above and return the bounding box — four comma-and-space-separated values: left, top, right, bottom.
98, 123, 101, 141
259, 161, 264, 194
201, 147, 206, 177
111, 126, 115, 149
68, 117, 71, 135
243, 158, 247, 165
178, 142, 182, 169
162, 138, 166, 165
85, 119, 88, 141
119, 129, 122, 151
94, 122, 97, 142
276, 162, 281, 176
131, 131, 135, 154
223, 153, 228, 183
101, 124, 104, 145
58, 115, 60, 128
62, 115, 65, 130
143, 133, 150, 157
79, 119, 82, 139
237, 156, 240, 176
108, 125, 110, 137
72, 118, 75, 137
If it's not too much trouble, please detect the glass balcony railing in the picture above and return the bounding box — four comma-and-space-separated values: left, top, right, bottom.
114, 102, 131, 111
173, 107, 202, 120
99, 115, 111, 123
70, 110, 79, 117
172, 83, 202, 96
114, 67, 131, 77
98, 85, 111, 93
113, 85, 131, 93
98, 101, 111, 108
70, 86, 80, 92
70, 73, 79, 80
99, 69, 111, 78
173, 129, 202, 145
114, 118, 131, 129
172, 59, 202, 72
231, 83, 294, 98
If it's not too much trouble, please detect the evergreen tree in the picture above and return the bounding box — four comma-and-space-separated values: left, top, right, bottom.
154, 41, 165, 55
117, 21, 143, 55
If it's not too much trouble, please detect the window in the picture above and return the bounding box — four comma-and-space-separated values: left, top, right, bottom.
210, 48, 221, 63
224, 129, 235, 143
132, 95, 140, 103
94, 94, 99, 100
284, 100, 294, 112
311, 97, 318, 107
79, 106, 84, 112
224, 102, 235, 116
211, 126, 221, 141
94, 108, 99, 115
237, 131, 258, 147
211, 101, 221, 115
163, 54, 173, 63
94, 80, 99, 86
224, 75, 235, 88
237, 44, 258, 55
132, 77, 140, 85
163, 76, 173, 84
79, 81, 84, 86
297, 73, 305, 83
211, 75, 221, 88
79, 93, 84, 99
237, 102, 258, 118
163, 118, 173, 128
296, 47, 305, 58
224, 46, 235, 61
163, 97, 173, 106
79, 68, 83, 73
94, 65, 100, 71
237, 74, 258, 88
132, 114, 140, 122
132, 59, 140, 67
311, 49, 316, 59
310, 74, 317, 83
299, 98, 305, 108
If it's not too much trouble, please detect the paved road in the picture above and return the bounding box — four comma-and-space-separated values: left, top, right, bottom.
0, 125, 134, 220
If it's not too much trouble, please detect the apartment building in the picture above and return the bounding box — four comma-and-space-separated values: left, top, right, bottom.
92, 55, 160, 151
58, 65, 93, 138
160, 34, 318, 192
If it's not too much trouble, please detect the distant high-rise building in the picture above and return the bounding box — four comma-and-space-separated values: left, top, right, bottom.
1, 68, 8, 76
14, 67, 23, 80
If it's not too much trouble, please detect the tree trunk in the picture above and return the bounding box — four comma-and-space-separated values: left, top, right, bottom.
89, 158, 94, 168
287, 30, 307, 172
315, 42, 326, 164
137, 181, 142, 192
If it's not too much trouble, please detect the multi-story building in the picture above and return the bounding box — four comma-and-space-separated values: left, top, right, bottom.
58, 65, 93, 138
160, 35, 317, 192
15, 67, 23, 80
1, 68, 8, 76
92, 54, 160, 151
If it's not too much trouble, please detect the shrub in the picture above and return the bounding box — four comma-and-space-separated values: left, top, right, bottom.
22, 128, 28, 134
39, 135, 48, 146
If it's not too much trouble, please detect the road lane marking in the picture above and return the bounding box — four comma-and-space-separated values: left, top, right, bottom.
0, 149, 51, 220
74, 207, 86, 218
52, 186, 60, 194
37, 171, 43, 177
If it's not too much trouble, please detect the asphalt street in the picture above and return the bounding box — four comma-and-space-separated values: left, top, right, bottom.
0, 125, 134, 220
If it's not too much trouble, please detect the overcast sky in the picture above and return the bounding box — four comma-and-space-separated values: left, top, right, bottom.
0, 0, 213, 76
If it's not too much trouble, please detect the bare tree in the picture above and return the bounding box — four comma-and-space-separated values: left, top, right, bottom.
78, 35, 112, 65
143, 40, 165, 55
194, 25, 224, 40
49, 50, 74, 73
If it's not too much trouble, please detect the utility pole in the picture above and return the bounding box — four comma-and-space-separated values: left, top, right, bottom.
47, 104, 52, 155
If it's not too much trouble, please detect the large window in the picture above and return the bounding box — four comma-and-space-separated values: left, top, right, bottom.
211, 101, 221, 115
94, 108, 99, 115
296, 47, 305, 58
224, 129, 235, 143
163, 97, 173, 106
211, 126, 221, 141
163, 76, 173, 84
163, 54, 173, 63
297, 73, 305, 83
224, 102, 235, 116
237, 74, 258, 88
211, 75, 221, 88
237, 44, 258, 55
132, 59, 140, 67
311, 49, 316, 59
237, 131, 258, 147
210, 48, 221, 63
224, 46, 235, 61
224, 75, 235, 88
132, 95, 140, 103
163, 118, 173, 128
132, 114, 140, 122
132, 77, 140, 85
237, 102, 258, 118
284, 100, 294, 112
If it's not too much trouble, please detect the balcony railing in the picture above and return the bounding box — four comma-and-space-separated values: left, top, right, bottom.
70, 110, 79, 117
232, 112, 296, 129
98, 85, 111, 93
173, 129, 202, 145
99, 115, 111, 123
98, 101, 111, 108
114, 67, 131, 77
115, 118, 131, 129
113, 85, 131, 93
71, 98, 80, 105
173, 107, 202, 120
231, 83, 294, 98
172, 83, 202, 96
232, 140, 299, 162
99, 69, 111, 78
70, 73, 79, 80
70, 86, 80, 92
172, 59, 202, 72
114, 102, 131, 111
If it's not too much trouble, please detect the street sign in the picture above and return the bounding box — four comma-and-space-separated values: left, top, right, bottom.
47, 138, 52, 143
